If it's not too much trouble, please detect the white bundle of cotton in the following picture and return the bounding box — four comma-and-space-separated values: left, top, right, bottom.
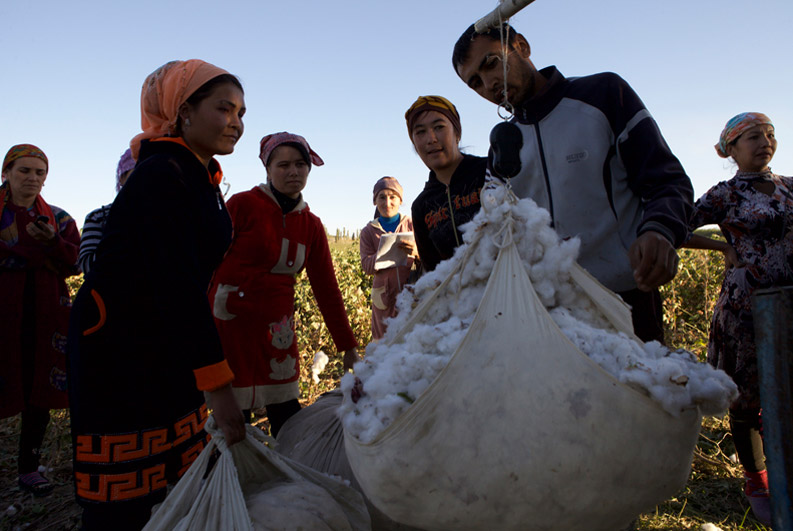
550, 307, 736, 415
245, 480, 353, 531
312, 350, 329, 384
340, 183, 736, 443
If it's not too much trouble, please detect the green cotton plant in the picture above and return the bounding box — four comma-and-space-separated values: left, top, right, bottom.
295, 245, 373, 402
67, 274, 84, 301
660, 229, 727, 362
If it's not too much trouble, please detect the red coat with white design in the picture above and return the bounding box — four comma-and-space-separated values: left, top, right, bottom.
209, 185, 357, 408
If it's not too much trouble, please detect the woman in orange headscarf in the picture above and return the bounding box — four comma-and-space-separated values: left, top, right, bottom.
1, 144, 80, 496
67, 60, 246, 530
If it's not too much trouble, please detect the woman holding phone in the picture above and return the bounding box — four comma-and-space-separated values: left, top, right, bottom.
0, 144, 80, 496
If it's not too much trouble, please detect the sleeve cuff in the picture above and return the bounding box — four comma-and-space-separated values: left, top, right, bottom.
193, 360, 235, 391
637, 222, 676, 247
335, 336, 359, 353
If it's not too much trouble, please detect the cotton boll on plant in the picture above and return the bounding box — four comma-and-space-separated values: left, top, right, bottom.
341, 182, 738, 443
311, 351, 329, 384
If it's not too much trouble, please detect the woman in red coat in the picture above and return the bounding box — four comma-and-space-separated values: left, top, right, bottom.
0, 144, 80, 496
210, 132, 359, 437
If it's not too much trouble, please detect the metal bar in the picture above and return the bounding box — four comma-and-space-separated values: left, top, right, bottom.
752, 286, 793, 530
474, 0, 539, 32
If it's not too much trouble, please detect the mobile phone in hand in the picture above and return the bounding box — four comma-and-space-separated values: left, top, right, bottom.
35, 215, 49, 226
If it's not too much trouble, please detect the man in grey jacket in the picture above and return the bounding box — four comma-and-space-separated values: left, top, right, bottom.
453, 23, 694, 343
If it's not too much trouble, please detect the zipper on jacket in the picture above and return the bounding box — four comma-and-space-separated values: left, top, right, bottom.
446, 185, 461, 246
523, 109, 555, 226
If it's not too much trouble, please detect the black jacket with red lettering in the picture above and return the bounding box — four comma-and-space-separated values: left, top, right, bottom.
411, 154, 487, 271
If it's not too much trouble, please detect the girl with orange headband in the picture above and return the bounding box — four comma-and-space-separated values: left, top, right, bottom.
1, 144, 80, 497
406, 95, 488, 272
67, 60, 246, 530
684, 112, 792, 525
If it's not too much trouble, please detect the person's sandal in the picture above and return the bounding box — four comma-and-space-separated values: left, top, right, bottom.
18, 471, 54, 497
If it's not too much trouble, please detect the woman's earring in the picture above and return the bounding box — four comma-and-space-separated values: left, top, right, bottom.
185, 118, 191, 127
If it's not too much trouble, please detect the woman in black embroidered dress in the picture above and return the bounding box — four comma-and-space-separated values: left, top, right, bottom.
67, 60, 246, 531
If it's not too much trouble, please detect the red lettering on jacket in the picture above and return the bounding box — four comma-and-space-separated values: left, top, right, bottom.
427, 191, 481, 231
425, 207, 449, 230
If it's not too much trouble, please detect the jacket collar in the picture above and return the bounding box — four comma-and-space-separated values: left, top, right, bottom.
256, 183, 307, 213
424, 153, 479, 191
368, 213, 404, 231
144, 137, 224, 186
514, 66, 567, 123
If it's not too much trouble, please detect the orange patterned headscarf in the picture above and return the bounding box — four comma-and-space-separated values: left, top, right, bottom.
129, 59, 230, 160
1, 144, 55, 245
2, 144, 49, 173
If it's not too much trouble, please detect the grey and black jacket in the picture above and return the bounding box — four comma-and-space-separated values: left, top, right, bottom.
501, 66, 694, 292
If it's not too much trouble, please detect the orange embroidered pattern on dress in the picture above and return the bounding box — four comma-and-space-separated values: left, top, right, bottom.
75, 464, 168, 502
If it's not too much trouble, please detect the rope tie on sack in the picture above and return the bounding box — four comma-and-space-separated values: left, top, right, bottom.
497, 11, 514, 121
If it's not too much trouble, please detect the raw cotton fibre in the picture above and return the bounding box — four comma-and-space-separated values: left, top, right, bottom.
245, 479, 353, 531
340, 183, 738, 444
312, 351, 329, 384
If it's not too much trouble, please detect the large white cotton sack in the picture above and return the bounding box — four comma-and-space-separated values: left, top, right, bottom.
246, 479, 352, 531
342, 185, 735, 445
337, 183, 726, 531
344, 239, 702, 531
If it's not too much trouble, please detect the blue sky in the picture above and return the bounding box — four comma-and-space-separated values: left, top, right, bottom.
2, 0, 792, 234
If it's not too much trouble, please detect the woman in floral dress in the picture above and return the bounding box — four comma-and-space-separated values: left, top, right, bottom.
686, 112, 792, 525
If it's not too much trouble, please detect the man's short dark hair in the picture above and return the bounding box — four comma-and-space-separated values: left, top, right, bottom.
452, 23, 519, 70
